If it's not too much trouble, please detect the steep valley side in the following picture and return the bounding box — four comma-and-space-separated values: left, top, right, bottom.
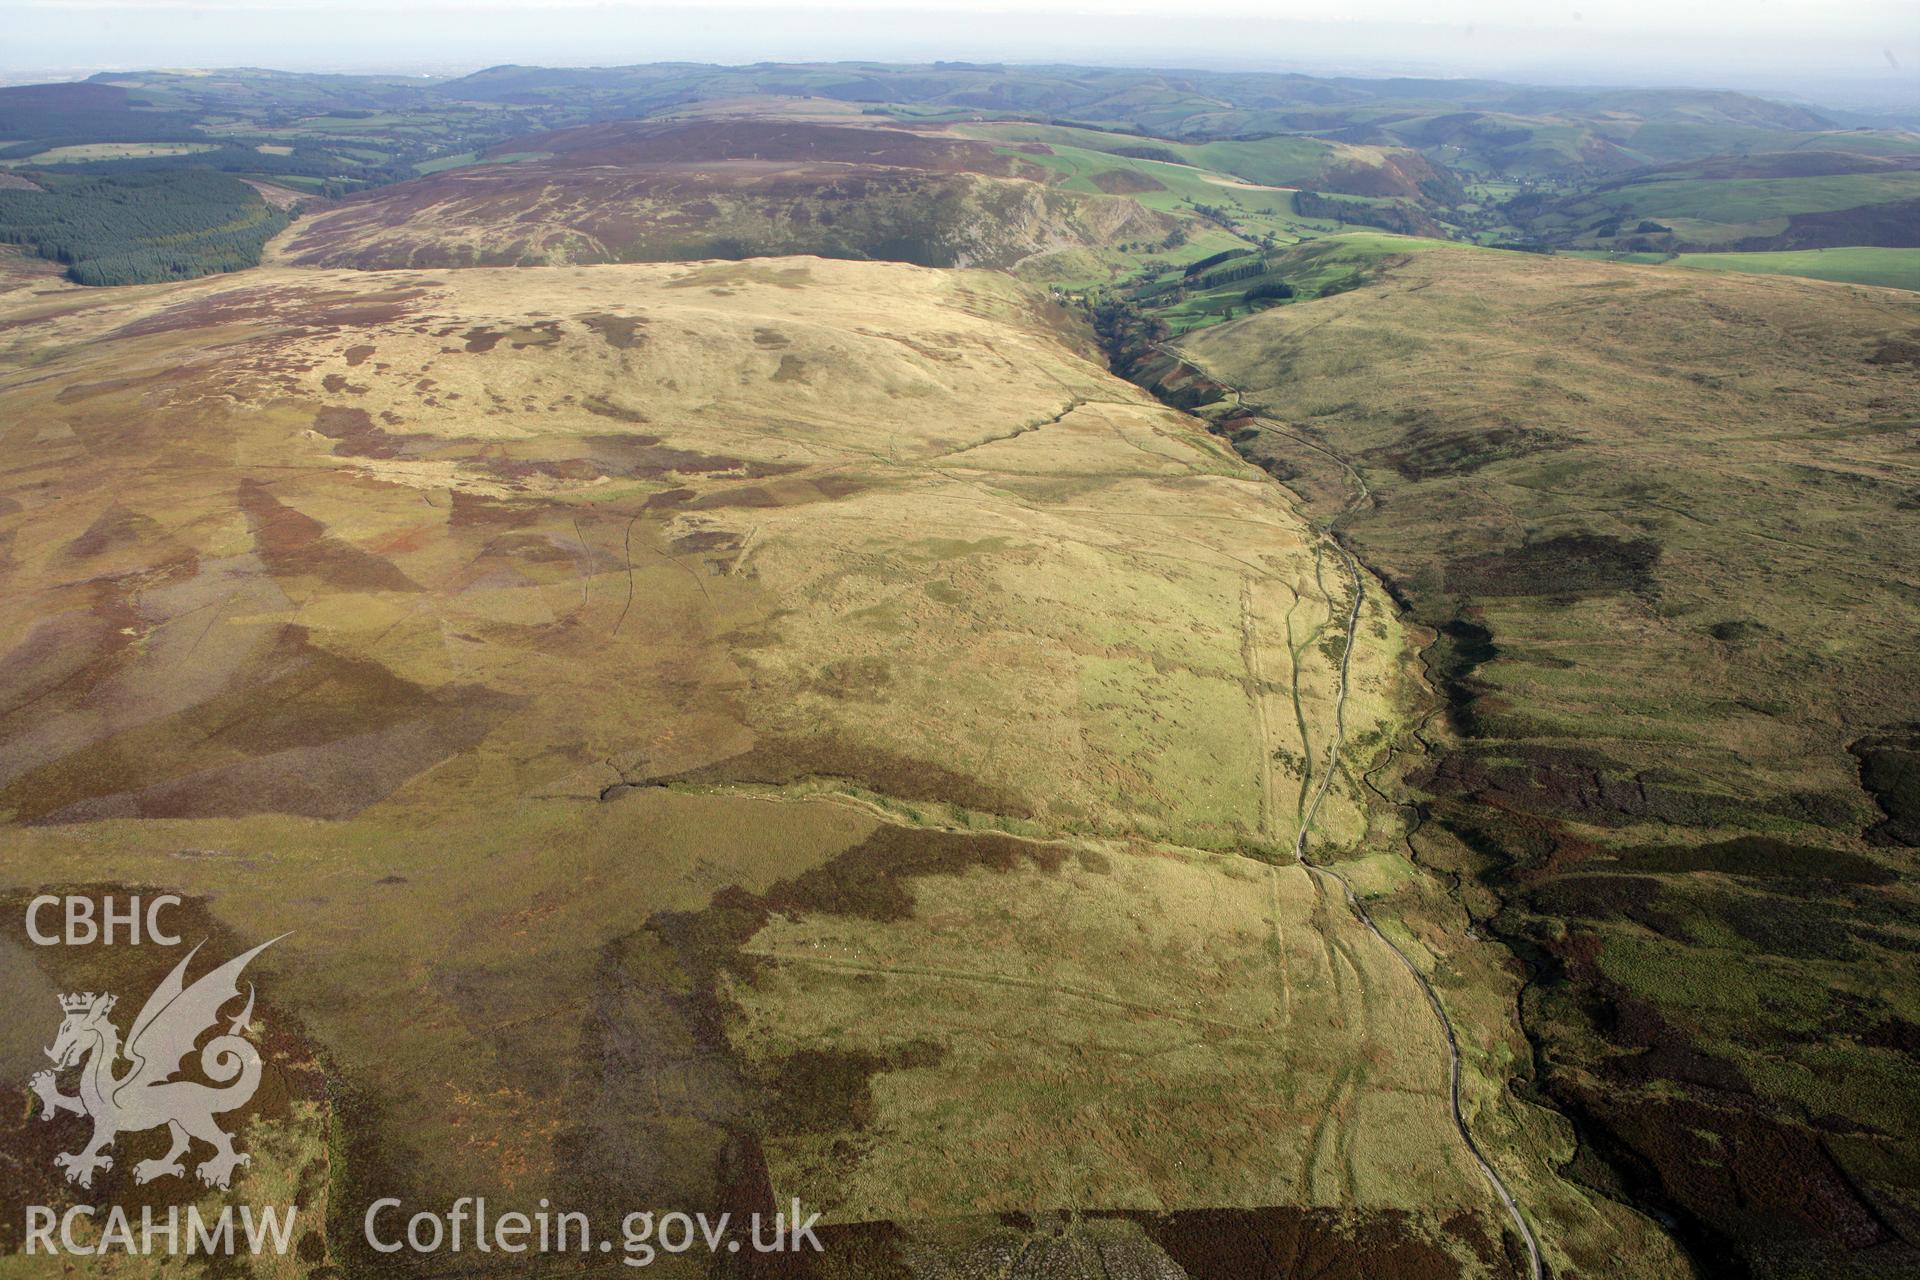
1118, 241, 1920, 1280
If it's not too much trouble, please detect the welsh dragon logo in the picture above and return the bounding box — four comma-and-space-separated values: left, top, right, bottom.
29, 937, 281, 1191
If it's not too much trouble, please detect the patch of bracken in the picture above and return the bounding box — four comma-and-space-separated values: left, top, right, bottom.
1370, 413, 1559, 480
1444, 531, 1660, 597
1602, 836, 1895, 884
1850, 726, 1920, 847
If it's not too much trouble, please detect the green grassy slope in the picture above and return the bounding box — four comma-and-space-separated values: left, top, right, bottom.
956, 122, 1346, 188
1514, 152, 1920, 250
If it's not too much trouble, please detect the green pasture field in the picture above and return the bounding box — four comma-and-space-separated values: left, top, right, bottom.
959, 121, 1342, 188
8, 141, 220, 165
1669, 245, 1920, 291
1571, 245, 1920, 291
413, 148, 551, 174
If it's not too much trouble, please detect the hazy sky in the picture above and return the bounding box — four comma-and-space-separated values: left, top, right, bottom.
4, 0, 1915, 106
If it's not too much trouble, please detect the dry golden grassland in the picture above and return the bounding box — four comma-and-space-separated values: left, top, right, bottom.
0, 255, 1559, 1274
735, 847, 1470, 1219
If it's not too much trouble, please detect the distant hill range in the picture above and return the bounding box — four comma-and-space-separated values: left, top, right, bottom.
3, 61, 1918, 286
